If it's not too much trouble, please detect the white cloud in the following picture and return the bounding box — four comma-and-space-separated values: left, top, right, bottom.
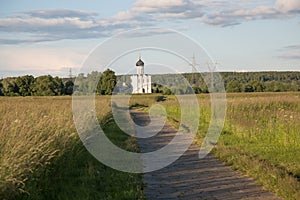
157, 13, 187, 19
1, 0, 300, 45
231, 6, 278, 18
112, 10, 136, 20
120, 0, 299, 27
0, 9, 144, 44
132, 0, 187, 13
0, 17, 97, 31
23, 9, 98, 19
275, 0, 300, 13
202, 5, 284, 27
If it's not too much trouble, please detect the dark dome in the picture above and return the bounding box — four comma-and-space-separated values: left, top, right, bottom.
136, 58, 144, 66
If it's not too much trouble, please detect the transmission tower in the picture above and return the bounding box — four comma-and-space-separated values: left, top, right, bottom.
189, 53, 199, 85
69, 68, 73, 79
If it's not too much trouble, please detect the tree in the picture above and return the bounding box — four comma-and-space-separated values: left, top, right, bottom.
32, 75, 62, 96
64, 80, 74, 95
1, 77, 19, 96
98, 69, 116, 95
16, 75, 34, 96
193, 86, 202, 94
74, 73, 88, 94
0, 81, 3, 96
53, 77, 65, 95
87, 71, 101, 94
244, 83, 254, 92
162, 87, 172, 95
226, 80, 242, 92
249, 80, 265, 92
264, 81, 285, 92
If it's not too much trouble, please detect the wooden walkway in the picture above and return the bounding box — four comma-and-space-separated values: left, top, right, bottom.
131, 111, 280, 200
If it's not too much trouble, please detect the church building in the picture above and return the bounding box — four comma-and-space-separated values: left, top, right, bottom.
131, 56, 152, 94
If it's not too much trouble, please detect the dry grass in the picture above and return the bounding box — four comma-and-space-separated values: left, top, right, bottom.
0, 96, 144, 199
1, 92, 299, 199
0, 97, 76, 197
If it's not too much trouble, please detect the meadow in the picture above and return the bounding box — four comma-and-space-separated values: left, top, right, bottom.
0, 93, 299, 199
156, 92, 300, 199
0, 96, 145, 199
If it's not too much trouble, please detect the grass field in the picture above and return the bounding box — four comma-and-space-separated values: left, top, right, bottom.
0, 96, 144, 199
155, 92, 300, 199
0, 93, 299, 199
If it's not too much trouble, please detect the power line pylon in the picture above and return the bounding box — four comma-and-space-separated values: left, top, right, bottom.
189, 53, 199, 86
69, 68, 73, 79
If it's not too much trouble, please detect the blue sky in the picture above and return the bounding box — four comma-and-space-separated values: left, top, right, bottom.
0, 0, 300, 77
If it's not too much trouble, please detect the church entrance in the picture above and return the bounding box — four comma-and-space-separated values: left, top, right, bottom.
142, 88, 145, 93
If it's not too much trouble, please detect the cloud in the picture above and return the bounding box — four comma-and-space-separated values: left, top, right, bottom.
119, 28, 174, 38
278, 53, 300, 60
1, 0, 300, 45
204, 6, 281, 26
282, 45, 300, 50
116, 0, 300, 27
132, 0, 188, 13
23, 9, 98, 19
0, 37, 58, 45
0, 17, 98, 32
130, 0, 205, 19
0, 9, 146, 44
275, 0, 300, 13
277, 44, 300, 60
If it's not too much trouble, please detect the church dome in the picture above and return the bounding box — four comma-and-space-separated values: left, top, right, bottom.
136, 58, 144, 66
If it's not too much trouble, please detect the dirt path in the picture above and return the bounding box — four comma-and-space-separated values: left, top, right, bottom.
131, 111, 280, 200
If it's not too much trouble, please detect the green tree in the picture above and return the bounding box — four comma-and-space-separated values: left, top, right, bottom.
53, 77, 65, 95
99, 69, 116, 95
16, 75, 34, 96
1, 77, 19, 96
264, 81, 285, 92
244, 83, 254, 92
226, 80, 242, 92
32, 75, 62, 96
64, 80, 74, 95
193, 87, 202, 94
0, 81, 3, 96
74, 73, 88, 95
87, 71, 101, 94
162, 87, 172, 95
248, 80, 265, 92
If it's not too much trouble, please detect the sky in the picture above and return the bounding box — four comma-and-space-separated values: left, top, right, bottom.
0, 0, 300, 77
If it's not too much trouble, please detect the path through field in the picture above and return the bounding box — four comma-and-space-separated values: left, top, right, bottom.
131, 111, 280, 200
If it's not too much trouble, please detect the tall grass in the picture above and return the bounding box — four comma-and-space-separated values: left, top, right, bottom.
0, 96, 144, 199
2, 93, 299, 199
215, 92, 300, 199
0, 97, 76, 198
157, 92, 300, 199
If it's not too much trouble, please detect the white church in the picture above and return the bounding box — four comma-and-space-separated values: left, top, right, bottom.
131, 56, 152, 94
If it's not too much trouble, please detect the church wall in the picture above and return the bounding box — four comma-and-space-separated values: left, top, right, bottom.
130, 74, 152, 94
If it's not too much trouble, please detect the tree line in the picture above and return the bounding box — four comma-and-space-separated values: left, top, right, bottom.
0, 69, 116, 96
0, 75, 74, 96
182, 71, 300, 93
0, 70, 299, 96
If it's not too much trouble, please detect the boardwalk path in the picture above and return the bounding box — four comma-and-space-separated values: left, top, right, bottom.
131, 111, 280, 200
